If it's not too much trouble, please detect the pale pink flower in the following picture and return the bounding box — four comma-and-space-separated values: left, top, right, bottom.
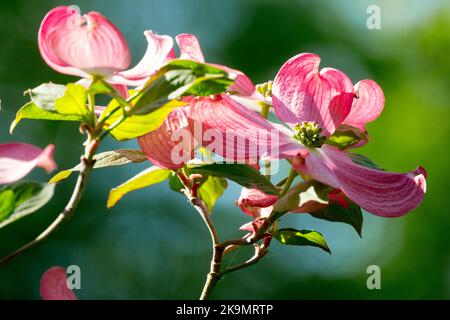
189, 53, 426, 217
39, 6, 173, 86
40, 266, 77, 300
0, 143, 56, 184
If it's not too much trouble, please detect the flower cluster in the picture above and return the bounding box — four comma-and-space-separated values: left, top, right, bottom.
1, 6, 428, 299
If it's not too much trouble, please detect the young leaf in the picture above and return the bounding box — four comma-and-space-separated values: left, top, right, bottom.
104, 100, 186, 141
26, 83, 66, 110
134, 59, 236, 115
88, 78, 117, 96
274, 228, 331, 254
310, 200, 364, 237
10, 102, 83, 133
189, 163, 278, 195
347, 152, 384, 171
0, 181, 55, 229
0, 190, 15, 222
55, 83, 89, 118
198, 176, 228, 212
107, 167, 171, 208
49, 150, 148, 184
272, 182, 330, 216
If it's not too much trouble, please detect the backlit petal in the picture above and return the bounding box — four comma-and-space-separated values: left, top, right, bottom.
0, 143, 56, 184
272, 53, 354, 136
138, 107, 195, 169
40, 266, 77, 300
39, 6, 130, 77
343, 79, 384, 131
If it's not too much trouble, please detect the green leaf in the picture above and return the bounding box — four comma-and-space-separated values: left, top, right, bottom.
99, 59, 235, 141
55, 83, 89, 118
0, 190, 15, 222
198, 176, 228, 212
347, 152, 384, 171
0, 181, 55, 229
26, 83, 66, 110
10, 102, 83, 133
188, 163, 278, 196
133, 59, 236, 115
88, 78, 116, 96
107, 167, 171, 208
272, 182, 330, 217
274, 228, 331, 254
310, 199, 363, 237
103, 99, 185, 141
49, 149, 148, 184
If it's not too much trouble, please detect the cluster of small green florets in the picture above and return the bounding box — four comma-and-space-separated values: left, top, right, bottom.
293, 121, 326, 148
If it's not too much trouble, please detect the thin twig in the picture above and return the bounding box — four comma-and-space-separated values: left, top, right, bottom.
0, 154, 96, 266
221, 244, 267, 276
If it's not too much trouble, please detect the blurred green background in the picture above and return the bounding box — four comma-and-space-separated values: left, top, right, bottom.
0, 0, 449, 299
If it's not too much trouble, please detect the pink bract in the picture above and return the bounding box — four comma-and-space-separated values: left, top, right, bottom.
191, 53, 426, 217
40, 266, 77, 300
39, 6, 173, 86
0, 143, 56, 184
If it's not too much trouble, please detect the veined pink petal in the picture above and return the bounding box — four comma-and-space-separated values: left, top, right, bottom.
343, 80, 385, 131
176, 34, 205, 62
188, 94, 293, 163
138, 107, 195, 169
295, 144, 426, 217
0, 143, 56, 184
40, 267, 77, 300
272, 53, 354, 136
39, 6, 130, 77
238, 188, 278, 216
113, 31, 174, 86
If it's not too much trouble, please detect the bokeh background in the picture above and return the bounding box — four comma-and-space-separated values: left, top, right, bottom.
0, 0, 449, 299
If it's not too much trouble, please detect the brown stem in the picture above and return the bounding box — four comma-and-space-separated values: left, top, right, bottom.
221, 244, 267, 276
200, 244, 223, 300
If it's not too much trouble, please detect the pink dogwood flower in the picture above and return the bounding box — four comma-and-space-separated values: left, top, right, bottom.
0, 143, 56, 184
39, 6, 173, 86
188, 53, 426, 217
40, 266, 77, 300
138, 34, 263, 169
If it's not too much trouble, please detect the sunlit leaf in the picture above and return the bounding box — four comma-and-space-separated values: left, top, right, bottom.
107, 167, 171, 208
134, 59, 236, 115
49, 149, 148, 184
272, 182, 329, 217
0, 181, 55, 229
26, 83, 66, 110
274, 228, 331, 253
10, 102, 83, 133
198, 175, 228, 212
104, 100, 186, 141
55, 83, 89, 118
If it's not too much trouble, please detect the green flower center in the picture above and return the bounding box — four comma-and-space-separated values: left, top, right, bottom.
293, 121, 326, 148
